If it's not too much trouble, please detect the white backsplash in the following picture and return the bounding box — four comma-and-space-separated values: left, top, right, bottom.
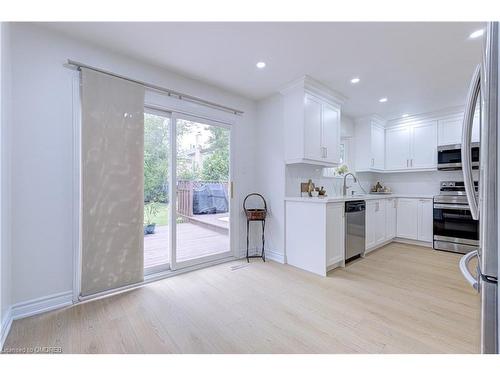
286, 165, 478, 197
285, 164, 371, 197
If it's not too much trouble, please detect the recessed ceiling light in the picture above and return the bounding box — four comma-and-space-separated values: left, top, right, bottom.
402, 114, 409, 118
256, 61, 266, 69
350, 77, 360, 84
469, 29, 484, 39
379, 97, 388, 103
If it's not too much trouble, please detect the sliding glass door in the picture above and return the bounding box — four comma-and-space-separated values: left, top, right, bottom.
144, 110, 232, 274
143, 110, 171, 274
174, 116, 231, 268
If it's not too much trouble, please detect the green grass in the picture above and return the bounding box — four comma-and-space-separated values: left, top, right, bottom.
145, 202, 169, 226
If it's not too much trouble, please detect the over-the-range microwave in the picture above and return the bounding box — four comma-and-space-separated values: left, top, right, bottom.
437, 143, 480, 170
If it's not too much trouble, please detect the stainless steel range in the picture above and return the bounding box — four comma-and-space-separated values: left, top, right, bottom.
433, 181, 479, 254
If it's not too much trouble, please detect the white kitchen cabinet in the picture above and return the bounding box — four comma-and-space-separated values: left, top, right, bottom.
411, 121, 438, 168
396, 198, 433, 243
304, 94, 323, 161
385, 126, 411, 170
385, 198, 397, 240
396, 198, 419, 240
326, 203, 345, 267
365, 201, 377, 250
385, 121, 437, 170
437, 110, 480, 146
285, 200, 345, 276
354, 116, 386, 171
282, 76, 344, 167
321, 101, 341, 164
417, 199, 433, 242
366, 199, 386, 251
375, 200, 386, 245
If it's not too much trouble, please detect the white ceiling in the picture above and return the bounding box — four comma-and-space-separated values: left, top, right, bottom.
41, 22, 485, 119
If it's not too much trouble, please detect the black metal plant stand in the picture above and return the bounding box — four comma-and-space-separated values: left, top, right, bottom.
243, 193, 267, 262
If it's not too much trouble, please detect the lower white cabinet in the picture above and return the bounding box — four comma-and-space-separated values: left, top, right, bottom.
285, 201, 344, 276
417, 199, 433, 242
396, 198, 419, 239
396, 198, 433, 242
326, 203, 345, 267
385, 198, 397, 240
366, 199, 386, 251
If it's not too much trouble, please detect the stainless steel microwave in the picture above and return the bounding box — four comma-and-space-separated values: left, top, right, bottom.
437, 143, 480, 170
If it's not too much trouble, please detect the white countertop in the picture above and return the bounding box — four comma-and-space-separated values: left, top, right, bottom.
285, 193, 435, 203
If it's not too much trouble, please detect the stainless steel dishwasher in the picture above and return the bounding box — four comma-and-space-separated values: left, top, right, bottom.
345, 201, 366, 262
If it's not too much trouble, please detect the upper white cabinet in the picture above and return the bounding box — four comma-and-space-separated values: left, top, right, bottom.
385, 126, 411, 170
354, 116, 386, 171
281, 76, 345, 167
437, 111, 480, 146
411, 121, 438, 169
385, 120, 437, 171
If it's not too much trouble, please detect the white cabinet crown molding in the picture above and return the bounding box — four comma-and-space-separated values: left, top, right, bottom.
386, 105, 466, 128
280, 75, 348, 106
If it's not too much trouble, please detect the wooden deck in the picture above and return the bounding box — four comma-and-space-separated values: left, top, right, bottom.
144, 218, 229, 268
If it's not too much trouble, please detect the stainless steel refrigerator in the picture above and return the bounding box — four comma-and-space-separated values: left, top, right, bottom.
460, 21, 498, 354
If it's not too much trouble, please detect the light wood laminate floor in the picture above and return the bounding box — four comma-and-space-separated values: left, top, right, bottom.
4, 243, 480, 353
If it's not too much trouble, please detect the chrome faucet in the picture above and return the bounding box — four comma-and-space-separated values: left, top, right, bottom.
342, 173, 358, 196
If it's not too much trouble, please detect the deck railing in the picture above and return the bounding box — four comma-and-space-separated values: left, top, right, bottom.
177, 180, 228, 217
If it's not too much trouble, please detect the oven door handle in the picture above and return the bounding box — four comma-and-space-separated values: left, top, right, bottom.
461, 64, 481, 220
459, 250, 479, 292
434, 203, 471, 210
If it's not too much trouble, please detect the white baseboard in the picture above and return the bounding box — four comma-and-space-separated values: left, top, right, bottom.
264, 249, 285, 264
1, 307, 13, 351
393, 237, 433, 248
11, 291, 73, 321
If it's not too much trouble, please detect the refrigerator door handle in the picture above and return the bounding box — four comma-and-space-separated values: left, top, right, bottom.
459, 250, 479, 291
461, 64, 481, 220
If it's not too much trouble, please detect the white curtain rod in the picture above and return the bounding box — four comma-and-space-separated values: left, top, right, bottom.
64, 59, 244, 116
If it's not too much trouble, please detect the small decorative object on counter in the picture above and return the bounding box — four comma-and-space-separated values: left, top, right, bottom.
318, 186, 327, 196
370, 181, 392, 194
300, 179, 316, 197
243, 193, 267, 262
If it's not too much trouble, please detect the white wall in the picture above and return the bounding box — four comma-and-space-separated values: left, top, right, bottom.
358, 170, 471, 195
8, 23, 258, 306
255, 96, 356, 260
1, 21, 13, 341
255, 94, 286, 260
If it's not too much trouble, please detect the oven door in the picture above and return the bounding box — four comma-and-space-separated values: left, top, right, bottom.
437, 145, 480, 170
433, 203, 479, 253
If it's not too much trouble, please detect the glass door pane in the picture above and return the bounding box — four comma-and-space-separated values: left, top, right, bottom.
143, 111, 171, 272
175, 118, 231, 265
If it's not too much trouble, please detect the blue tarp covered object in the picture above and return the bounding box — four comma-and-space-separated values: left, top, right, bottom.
193, 183, 229, 215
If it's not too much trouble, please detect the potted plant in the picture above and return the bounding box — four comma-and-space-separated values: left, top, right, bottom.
144, 202, 160, 235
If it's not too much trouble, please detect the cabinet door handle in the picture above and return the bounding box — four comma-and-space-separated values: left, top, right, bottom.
411, 159, 413, 167
371, 158, 374, 167
325, 147, 328, 158
406, 159, 409, 167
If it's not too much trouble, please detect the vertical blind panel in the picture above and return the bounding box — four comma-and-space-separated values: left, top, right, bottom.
81, 68, 145, 297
